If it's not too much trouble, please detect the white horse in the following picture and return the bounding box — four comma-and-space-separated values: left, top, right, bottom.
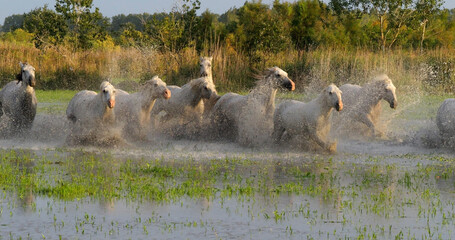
115, 76, 171, 140
0, 62, 37, 135
333, 74, 397, 138
200, 56, 213, 79
436, 98, 455, 144
198, 56, 220, 116
211, 66, 295, 145
66, 81, 118, 145
151, 77, 217, 127
273, 84, 343, 153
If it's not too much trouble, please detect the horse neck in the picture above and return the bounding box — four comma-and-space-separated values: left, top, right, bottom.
182, 83, 202, 107
360, 85, 383, 111
314, 93, 334, 118
96, 94, 114, 121
17, 83, 35, 102
250, 84, 277, 116
137, 91, 157, 113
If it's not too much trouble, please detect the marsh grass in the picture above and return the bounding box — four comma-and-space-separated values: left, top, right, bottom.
2, 149, 455, 238
1, 41, 455, 93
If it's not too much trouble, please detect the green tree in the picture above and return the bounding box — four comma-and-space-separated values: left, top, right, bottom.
237, 1, 291, 54
55, 0, 108, 50
118, 22, 144, 47
291, 0, 327, 50
355, 0, 416, 51
2, 14, 24, 32
23, 6, 68, 49
144, 14, 183, 52
415, 0, 444, 52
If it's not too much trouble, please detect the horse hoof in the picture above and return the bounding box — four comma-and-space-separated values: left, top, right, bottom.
327, 142, 337, 153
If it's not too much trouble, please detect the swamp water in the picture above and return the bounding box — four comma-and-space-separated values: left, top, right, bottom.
1, 97, 455, 239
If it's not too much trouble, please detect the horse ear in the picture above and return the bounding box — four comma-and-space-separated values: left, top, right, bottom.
19, 61, 24, 68
209, 57, 213, 62
200, 57, 203, 62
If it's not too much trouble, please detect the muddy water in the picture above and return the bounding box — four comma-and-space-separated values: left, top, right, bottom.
1, 98, 455, 239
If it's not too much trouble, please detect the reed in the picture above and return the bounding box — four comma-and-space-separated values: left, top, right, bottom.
0, 40, 454, 94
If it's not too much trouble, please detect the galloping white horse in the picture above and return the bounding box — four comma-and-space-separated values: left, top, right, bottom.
200, 56, 213, 79
66, 81, 118, 145
199, 56, 220, 116
211, 66, 295, 145
0, 62, 37, 135
151, 77, 217, 126
273, 84, 343, 153
115, 76, 171, 140
333, 74, 397, 138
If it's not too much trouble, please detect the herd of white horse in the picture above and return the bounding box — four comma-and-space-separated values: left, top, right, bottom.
1, 58, 454, 152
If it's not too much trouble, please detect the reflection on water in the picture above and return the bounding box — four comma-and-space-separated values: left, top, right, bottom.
1, 108, 455, 238
0, 152, 454, 239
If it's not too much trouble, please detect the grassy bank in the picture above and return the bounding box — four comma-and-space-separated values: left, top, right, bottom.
1, 41, 455, 93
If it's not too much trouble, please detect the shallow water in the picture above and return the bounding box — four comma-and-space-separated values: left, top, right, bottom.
1, 148, 455, 239
1, 97, 455, 239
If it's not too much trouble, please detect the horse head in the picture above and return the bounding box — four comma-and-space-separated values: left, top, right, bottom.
191, 78, 216, 100
145, 76, 171, 100
16, 62, 36, 87
266, 67, 295, 91
200, 56, 213, 77
100, 81, 116, 109
377, 75, 398, 109
326, 84, 343, 111
200, 79, 217, 99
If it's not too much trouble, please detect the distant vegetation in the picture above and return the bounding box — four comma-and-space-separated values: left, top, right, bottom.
0, 0, 454, 92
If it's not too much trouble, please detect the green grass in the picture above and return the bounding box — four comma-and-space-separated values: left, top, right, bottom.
35, 90, 77, 114
35, 90, 77, 103
387, 93, 455, 121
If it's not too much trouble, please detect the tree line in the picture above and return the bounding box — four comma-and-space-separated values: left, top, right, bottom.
0, 0, 454, 54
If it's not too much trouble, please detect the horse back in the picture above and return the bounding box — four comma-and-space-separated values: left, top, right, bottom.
66, 90, 97, 119
339, 84, 361, 108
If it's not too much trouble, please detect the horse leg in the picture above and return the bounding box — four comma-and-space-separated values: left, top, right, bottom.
272, 124, 285, 143
309, 130, 336, 153
357, 113, 376, 137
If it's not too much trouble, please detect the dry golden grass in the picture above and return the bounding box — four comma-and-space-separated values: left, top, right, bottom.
0, 40, 454, 94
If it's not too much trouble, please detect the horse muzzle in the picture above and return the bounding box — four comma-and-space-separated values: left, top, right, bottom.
29, 77, 36, 87
200, 72, 208, 77
283, 79, 295, 91
163, 89, 171, 99
336, 101, 343, 111
390, 100, 398, 109
108, 99, 115, 108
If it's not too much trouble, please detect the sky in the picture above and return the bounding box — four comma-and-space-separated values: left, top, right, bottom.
1, 0, 455, 24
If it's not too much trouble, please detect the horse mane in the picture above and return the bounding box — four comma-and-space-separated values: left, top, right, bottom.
252, 67, 277, 87
142, 76, 160, 87
363, 74, 391, 90
99, 81, 113, 91
189, 77, 214, 92
16, 62, 30, 82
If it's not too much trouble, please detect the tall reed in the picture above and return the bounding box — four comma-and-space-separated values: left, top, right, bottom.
0, 40, 453, 94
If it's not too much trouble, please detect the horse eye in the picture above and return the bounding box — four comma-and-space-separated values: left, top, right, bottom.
275, 73, 280, 77
329, 92, 333, 95
154, 83, 158, 87
208, 64, 211, 67
204, 86, 208, 90
103, 89, 107, 93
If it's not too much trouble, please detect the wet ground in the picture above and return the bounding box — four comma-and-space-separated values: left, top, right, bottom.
1, 97, 455, 239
